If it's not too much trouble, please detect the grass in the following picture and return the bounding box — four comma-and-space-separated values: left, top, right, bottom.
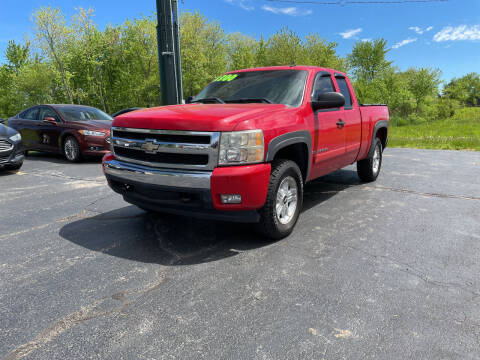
389, 107, 480, 151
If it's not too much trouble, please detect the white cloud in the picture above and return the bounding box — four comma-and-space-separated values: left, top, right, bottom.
409, 26, 434, 35
409, 26, 424, 34
433, 25, 480, 42
392, 37, 417, 49
361, 38, 372, 42
339, 28, 362, 39
225, 0, 254, 11
261, 5, 312, 16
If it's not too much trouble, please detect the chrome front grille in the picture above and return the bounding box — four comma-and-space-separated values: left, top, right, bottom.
111, 127, 220, 170
0, 139, 13, 153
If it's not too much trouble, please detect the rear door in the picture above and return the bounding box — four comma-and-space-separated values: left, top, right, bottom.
15, 107, 41, 150
310, 72, 348, 178
37, 106, 63, 152
335, 74, 362, 164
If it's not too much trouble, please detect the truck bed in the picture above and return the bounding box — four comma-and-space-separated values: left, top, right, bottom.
357, 104, 389, 161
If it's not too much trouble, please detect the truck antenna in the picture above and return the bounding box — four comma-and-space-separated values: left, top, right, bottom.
290, 61, 296, 67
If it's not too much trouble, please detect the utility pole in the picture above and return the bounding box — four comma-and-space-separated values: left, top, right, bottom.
156, 0, 183, 105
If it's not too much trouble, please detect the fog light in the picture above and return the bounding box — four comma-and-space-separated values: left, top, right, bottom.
221, 194, 242, 204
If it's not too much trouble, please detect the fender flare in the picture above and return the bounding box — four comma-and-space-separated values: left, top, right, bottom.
367, 120, 389, 158
265, 130, 312, 181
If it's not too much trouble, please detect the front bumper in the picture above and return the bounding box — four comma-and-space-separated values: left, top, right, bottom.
103, 156, 271, 222
0, 140, 24, 168
80, 134, 111, 156
104, 159, 211, 189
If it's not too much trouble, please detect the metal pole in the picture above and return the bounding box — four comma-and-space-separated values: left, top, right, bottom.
156, 0, 183, 105
172, 0, 183, 102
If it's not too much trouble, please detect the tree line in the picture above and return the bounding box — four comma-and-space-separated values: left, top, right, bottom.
0, 6, 478, 125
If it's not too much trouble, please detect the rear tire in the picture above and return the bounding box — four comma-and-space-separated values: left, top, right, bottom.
63, 136, 82, 162
357, 138, 382, 182
258, 160, 303, 240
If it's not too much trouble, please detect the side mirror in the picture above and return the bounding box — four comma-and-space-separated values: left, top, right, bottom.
185, 96, 194, 104
43, 116, 57, 125
311, 92, 345, 111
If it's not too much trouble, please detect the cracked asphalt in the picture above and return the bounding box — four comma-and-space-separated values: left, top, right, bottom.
1, 148, 480, 359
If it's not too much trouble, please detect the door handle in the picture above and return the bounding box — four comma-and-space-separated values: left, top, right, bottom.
336, 120, 345, 129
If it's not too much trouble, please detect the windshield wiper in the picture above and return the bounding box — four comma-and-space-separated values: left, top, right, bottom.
191, 97, 225, 104
225, 98, 273, 104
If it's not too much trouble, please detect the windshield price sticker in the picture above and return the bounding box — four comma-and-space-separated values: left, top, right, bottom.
214, 74, 238, 82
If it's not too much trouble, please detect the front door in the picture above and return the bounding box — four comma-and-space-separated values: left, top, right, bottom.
310, 72, 347, 178
37, 106, 62, 152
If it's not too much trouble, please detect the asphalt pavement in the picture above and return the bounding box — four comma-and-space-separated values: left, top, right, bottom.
1, 148, 479, 359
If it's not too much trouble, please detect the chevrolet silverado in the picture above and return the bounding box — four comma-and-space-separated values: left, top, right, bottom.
103, 66, 389, 239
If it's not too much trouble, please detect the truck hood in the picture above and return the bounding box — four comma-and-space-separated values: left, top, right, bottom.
112, 103, 290, 132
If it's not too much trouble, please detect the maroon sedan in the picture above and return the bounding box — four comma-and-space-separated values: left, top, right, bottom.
8, 104, 113, 162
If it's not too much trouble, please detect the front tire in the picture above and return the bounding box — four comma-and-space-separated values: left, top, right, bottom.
258, 160, 303, 240
357, 138, 382, 182
63, 136, 82, 162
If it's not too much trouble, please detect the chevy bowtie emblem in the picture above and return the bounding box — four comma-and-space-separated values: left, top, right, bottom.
141, 141, 160, 153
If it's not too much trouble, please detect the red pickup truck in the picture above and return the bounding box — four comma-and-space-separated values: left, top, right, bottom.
103, 66, 389, 239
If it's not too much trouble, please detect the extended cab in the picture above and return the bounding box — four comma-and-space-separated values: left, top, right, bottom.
103, 66, 389, 239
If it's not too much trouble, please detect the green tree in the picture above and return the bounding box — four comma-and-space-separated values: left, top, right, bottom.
348, 39, 392, 83
14, 61, 58, 107
265, 27, 304, 66
33, 6, 75, 103
404, 67, 441, 113
0, 66, 15, 118
444, 73, 480, 106
303, 34, 345, 71
227, 33, 256, 70
5, 40, 30, 74
180, 12, 227, 96
118, 16, 160, 108
255, 35, 268, 67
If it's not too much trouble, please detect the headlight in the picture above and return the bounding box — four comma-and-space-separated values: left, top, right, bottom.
219, 130, 264, 165
79, 130, 106, 137
9, 133, 21, 142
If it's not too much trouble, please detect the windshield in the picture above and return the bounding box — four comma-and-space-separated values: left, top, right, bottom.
195, 70, 308, 107
56, 106, 113, 122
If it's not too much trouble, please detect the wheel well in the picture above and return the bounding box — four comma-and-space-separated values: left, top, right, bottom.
59, 134, 67, 148
272, 143, 309, 182
376, 127, 388, 150
59, 133, 74, 149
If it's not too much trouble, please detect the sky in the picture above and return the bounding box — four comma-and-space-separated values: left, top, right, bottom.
1, 0, 479, 81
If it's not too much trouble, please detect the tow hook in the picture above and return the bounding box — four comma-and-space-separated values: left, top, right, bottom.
180, 193, 193, 203
121, 184, 133, 193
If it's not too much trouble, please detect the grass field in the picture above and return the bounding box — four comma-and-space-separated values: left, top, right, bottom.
389, 107, 480, 151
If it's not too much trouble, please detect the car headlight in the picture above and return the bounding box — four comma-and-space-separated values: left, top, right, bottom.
79, 130, 106, 137
218, 130, 264, 165
9, 133, 21, 142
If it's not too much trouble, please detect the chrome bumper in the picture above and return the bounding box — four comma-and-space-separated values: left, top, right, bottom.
103, 159, 212, 189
